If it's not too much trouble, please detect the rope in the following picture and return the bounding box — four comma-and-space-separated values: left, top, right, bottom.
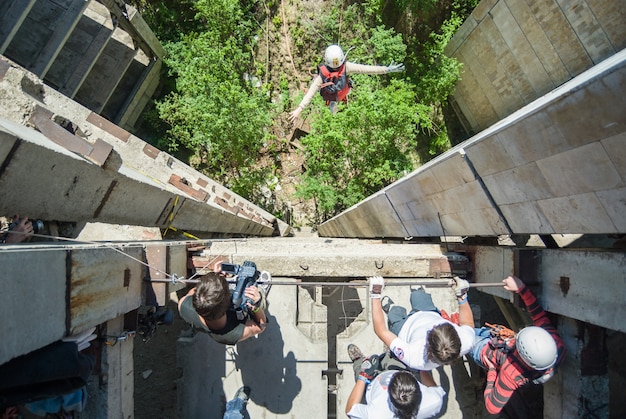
1, 230, 242, 284
4, 231, 503, 290
146, 278, 504, 288
485, 322, 516, 339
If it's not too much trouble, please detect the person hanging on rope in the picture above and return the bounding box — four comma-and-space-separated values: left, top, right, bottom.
177, 262, 272, 345
368, 276, 475, 371
344, 343, 445, 418
288, 44, 405, 121
470, 275, 566, 414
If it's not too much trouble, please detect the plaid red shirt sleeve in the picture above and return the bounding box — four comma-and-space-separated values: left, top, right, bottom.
482, 285, 566, 414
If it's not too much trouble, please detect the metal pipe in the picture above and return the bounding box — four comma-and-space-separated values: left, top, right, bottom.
147, 278, 504, 288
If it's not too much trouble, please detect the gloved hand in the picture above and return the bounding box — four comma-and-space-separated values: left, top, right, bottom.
359, 354, 381, 381
452, 276, 470, 298
368, 276, 385, 299
386, 62, 405, 73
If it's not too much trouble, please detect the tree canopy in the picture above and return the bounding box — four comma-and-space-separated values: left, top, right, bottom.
131, 0, 478, 223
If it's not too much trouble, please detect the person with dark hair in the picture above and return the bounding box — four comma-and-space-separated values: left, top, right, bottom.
177, 270, 270, 345
368, 276, 475, 370
345, 344, 444, 418
471, 276, 566, 414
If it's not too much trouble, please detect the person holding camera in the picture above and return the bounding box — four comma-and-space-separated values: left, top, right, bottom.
177, 265, 270, 345
344, 344, 445, 418
1, 215, 36, 243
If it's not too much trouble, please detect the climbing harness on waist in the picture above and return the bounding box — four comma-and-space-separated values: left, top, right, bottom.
486, 322, 517, 355
486, 322, 516, 339
319, 64, 351, 103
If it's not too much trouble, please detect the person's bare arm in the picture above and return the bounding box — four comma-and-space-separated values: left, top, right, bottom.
345, 378, 367, 415
239, 319, 265, 341
457, 297, 474, 328
452, 277, 474, 327
289, 76, 322, 122
237, 285, 268, 341
372, 297, 398, 347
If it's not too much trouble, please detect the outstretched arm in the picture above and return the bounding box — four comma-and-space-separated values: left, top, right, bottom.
420, 370, 437, 387
453, 277, 474, 328
504, 275, 566, 364
238, 285, 267, 342
345, 379, 367, 415
372, 298, 398, 347
289, 75, 322, 122
369, 276, 397, 347
4, 216, 34, 243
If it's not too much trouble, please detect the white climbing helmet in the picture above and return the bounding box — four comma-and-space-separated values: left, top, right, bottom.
515, 326, 558, 370
324, 45, 345, 68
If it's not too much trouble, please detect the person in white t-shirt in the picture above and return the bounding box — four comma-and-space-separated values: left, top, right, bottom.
345, 344, 445, 419
368, 276, 475, 370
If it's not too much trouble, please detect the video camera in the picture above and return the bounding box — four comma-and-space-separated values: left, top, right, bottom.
219, 261, 260, 319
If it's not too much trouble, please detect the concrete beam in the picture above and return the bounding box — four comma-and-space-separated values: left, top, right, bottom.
539, 249, 626, 333
0, 0, 36, 54
472, 246, 626, 333
0, 242, 143, 365
0, 116, 276, 236
197, 238, 455, 278
59, 2, 116, 98
31, 0, 90, 78
319, 49, 626, 239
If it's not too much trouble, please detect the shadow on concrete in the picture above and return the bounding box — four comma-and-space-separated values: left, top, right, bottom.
176, 331, 229, 417
233, 312, 302, 414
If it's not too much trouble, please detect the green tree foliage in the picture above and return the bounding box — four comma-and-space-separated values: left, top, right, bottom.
297, 78, 428, 220
153, 0, 274, 196
131, 0, 477, 222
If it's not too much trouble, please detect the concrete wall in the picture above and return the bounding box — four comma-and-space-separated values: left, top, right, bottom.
318, 49, 626, 239
0, 243, 144, 366
0, 0, 164, 132
447, 0, 626, 134
0, 56, 288, 236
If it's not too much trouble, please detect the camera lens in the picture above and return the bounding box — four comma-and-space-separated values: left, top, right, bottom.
32, 220, 44, 234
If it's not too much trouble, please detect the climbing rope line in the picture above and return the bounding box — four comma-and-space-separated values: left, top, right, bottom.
3, 231, 503, 288
1, 229, 242, 284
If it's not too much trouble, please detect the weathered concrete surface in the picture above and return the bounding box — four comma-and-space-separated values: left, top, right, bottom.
447, 0, 626, 134
177, 277, 327, 418
0, 245, 67, 366
539, 249, 626, 333
197, 237, 454, 278
0, 0, 162, 131
319, 49, 626, 239
0, 113, 279, 236
0, 242, 143, 365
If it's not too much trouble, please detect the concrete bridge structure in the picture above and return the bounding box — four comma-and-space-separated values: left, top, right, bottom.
0, 0, 625, 418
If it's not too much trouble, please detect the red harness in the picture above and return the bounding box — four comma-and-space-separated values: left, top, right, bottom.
318, 64, 351, 103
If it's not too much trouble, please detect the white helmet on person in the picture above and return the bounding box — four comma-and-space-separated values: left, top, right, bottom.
515, 326, 557, 370
324, 45, 345, 68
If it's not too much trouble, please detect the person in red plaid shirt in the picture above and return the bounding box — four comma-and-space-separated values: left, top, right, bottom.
470, 275, 566, 414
